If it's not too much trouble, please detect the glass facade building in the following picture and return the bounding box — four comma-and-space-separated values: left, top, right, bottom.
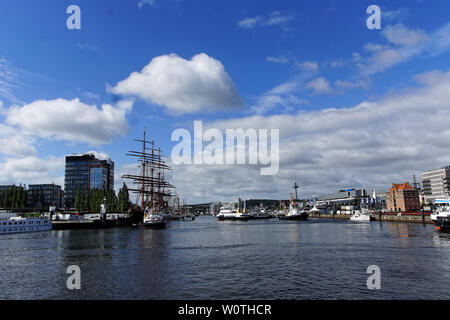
64, 154, 114, 209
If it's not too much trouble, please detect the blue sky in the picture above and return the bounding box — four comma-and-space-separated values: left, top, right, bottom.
1, 0, 450, 202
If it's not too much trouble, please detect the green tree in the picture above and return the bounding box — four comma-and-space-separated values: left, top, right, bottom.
118, 183, 131, 213
75, 188, 81, 212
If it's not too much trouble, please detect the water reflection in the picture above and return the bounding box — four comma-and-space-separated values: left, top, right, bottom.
1, 217, 450, 299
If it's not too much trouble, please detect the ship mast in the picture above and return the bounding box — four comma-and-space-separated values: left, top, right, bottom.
122, 128, 175, 211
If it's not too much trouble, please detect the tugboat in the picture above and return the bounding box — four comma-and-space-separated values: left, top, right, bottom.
278, 180, 309, 221
278, 194, 309, 221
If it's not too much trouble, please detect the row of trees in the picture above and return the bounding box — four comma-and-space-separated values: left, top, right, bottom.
0, 185, 28, 209
74, 183, 131, 213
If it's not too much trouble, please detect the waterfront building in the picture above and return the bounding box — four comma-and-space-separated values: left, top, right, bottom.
64, 153, 114, 209
421, 166, 450, 204
27, 184, 63, 210
317, 188, 386, 210
386, 183, 420, 213
318, 189, 367, 206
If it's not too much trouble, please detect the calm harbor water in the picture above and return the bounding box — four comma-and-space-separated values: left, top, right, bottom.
1, 216, 450, 300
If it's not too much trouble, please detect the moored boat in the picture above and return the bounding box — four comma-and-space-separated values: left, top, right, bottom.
431, 199, 450, 232
142, 208, 167, 229
0, 212, 52, 234
279, 180, 309, 221
217, 202, 250, 221
350, 208, 372, 222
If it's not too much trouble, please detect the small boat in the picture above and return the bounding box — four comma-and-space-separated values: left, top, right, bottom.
350, 209, 372, 222
0, 212, 52, 234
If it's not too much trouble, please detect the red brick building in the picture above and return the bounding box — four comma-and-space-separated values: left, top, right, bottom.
386, 182, 420, 213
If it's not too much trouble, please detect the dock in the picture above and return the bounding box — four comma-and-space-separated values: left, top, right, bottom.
308, 213, 434, 224
51, 220, 100, 230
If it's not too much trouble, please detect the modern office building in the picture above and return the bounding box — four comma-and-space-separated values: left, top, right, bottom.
386, 183, 420, 213
28, 184, 63, 210
421, 166, 450, 204
64, 153, 114, 209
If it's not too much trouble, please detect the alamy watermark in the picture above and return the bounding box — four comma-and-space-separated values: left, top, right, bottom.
366, 265, 381, 290
366, 5, 381, 30
171, 121, 279, 175
67, 265, 81, 290
66, 5, 81, 30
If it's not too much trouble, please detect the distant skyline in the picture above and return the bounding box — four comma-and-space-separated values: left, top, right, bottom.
0, 0, 450, 202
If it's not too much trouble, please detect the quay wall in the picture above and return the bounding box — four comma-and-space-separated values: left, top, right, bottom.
308, 213, 434, 224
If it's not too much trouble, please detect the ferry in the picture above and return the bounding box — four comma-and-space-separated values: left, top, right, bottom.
217, 204, 249, 221
431, 199, 450, 232
0, 212, 52, 234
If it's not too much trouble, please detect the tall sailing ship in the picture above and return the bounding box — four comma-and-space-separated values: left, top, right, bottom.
122, 128, 175, 228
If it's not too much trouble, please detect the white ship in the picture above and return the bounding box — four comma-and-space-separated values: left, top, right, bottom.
142, 207, 167, 228
0, 212, 52, 234
350, 208, 372, 222
431, 199, 450, 232
431, 199, 450, 222
217, 202, 249, 221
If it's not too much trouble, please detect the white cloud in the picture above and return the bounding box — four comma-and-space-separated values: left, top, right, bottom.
335, 79, 369, 89
6, 98, 132, 146
296, 61, 319, 72
138, 0, 155, 8
238, 16, 262, 29
266, 56, 289, 64
382, 8, 409, 21
109, 53, 243, 114
0, 123, 37, 157
238, 11, 294, 30
171, 69, 450, 202
355, 22, 450, 76
250, 94, 307, 115
305, 77, 331, 95
0, 58, 24, 105
265, 11, 294, 27
0, 156, 64, 186
77, 43, 99, 52
85, 150, 110, 160
330, 59, 345, 68
382, 23, 429, 47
